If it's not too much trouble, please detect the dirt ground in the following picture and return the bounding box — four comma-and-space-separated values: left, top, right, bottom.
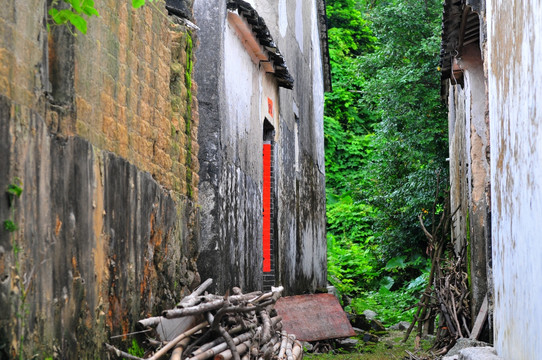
304, 330, 438, 360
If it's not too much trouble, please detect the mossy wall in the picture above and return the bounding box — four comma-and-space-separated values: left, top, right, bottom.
0, 0, 199, 357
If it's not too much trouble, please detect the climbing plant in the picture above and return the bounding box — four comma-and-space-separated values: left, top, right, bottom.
48, 0, 158, 34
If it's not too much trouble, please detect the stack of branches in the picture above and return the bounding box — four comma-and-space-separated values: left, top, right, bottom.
431, 248, 470, 353
105, 279, 303, 360
402, 172, 470, 356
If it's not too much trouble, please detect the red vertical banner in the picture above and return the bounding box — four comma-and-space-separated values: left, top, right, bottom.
267, 98, 273, 118
262, 143, 272, 272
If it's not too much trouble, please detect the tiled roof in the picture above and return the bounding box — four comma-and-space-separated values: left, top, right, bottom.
227, 0, 295, 89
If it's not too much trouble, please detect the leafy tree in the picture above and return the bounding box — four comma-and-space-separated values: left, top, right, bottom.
324, 0, 376, 195
325, 0, 448, 314
360, 0, 448, 260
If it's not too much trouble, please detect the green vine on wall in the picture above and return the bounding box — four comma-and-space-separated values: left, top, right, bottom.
3, 178, 27, 359
3, 179, 22, 233
47, 0, 158, 35
185, 31, 194, 199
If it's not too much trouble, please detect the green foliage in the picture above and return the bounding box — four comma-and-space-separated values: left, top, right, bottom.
325, 0, 448, 324
327, 233, 378, 295
351, 269, 428, 325
3, 179, 27, 359
7, 183, 23, 198
3, 219, 18, 232
327, 193, 375, 242
132, 0, 147, 8
132, 0, 158, 9
127, 339, 145, 358
48, 0, 100, 34
48, 0, 158, 35
4, 178, 22, 233
359, 0, 448, 258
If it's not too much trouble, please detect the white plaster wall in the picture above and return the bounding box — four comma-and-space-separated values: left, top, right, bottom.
488, 0, 542, 358
295, 0, 304, 53
260, 74, 280, 134
223, 20, 259, 174
278, 0, 288, 37
311, 0, 325, 172
221, 0, 327, 292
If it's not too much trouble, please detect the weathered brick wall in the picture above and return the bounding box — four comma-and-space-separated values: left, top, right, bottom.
70, 1, 198, 197
0, 0, 46, 112
0, 0, 199, 358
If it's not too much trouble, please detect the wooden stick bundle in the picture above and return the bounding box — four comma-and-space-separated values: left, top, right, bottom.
105, 281, 302, 360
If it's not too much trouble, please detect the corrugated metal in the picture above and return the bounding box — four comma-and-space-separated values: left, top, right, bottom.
275, 294, 355, 341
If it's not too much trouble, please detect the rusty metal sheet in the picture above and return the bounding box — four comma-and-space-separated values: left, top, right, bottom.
275, 293, 355, 342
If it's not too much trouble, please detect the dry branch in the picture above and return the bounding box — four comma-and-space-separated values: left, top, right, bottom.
170, 337, 191, 360
148, 321, 209, 360
214, 340, 252, 360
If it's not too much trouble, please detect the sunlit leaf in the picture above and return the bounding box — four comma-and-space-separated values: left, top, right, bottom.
68, 13, 87, 34
132, 0, 145, 8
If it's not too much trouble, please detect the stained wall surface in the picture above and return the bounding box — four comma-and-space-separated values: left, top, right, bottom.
0, 0, 199, 357
447, 42, 491, 325
195, 0, 327, 294
488, 0, 542, 358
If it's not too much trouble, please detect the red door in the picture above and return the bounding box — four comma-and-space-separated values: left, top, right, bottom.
262, 142, 272, 272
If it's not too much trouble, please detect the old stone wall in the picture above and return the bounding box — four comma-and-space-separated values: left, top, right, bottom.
0, 0, 199, 357
488, 0, 542, 358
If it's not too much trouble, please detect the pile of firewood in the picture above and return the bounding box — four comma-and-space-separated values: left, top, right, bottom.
403, 174, 477, 357
105, 279, 303, 360
431, 250, 471, 351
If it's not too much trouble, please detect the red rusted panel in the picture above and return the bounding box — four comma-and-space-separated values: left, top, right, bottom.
275, 294, 355, 341
262, 143, 272, 272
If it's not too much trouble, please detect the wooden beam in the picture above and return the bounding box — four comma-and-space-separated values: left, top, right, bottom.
470, 295, 488, 340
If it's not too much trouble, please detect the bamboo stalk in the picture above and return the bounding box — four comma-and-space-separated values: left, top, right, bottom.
192, 324, 256, 356
450, 288, 463, 338
277, 331, 288, 360
170, 336, 191, 360
258, 334, 279, 360
138, 316, 164, 328
147, 321, 209, 360
218, 326, 240, 360
188, 331, 254, 360
190, 317, 282, 360
214, 341, 252, 360
179, 292, 264, 310
292, 341, 302, 360
285, 334, 295, 360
